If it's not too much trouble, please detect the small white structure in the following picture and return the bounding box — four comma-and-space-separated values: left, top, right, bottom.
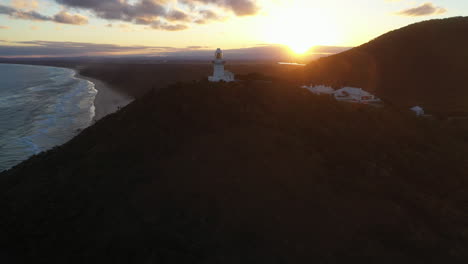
333, 87, 381, 103
301, 85, 335, 95
410, 106, 425, 116
208, 48, 235, 82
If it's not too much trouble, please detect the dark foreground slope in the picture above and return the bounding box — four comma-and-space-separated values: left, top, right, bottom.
2, 81, 468, 263
303, 17, 468, 115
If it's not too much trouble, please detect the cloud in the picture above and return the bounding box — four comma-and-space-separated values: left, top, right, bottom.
3, 0, 260, 31
0, 4, 89, 25
54, 0, 189, 30
225, 0, 259, 16
55, 0, 166, 21
186, 45, 210, 49
53, 10, 88, 25
11, 0, 39, 10
0, 5, 50, 21
166, 10, 190, 22
0, 5, 21, 15
0, 25, 9, 29
150, 20, 189, 31
396, 2, 447, 16
0, 40, 177, 57
180, 0, 259, 16
53, 0, 259, 30
194, 9, 226, 24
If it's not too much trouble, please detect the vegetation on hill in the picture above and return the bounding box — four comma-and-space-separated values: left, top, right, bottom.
1, 80, 468, 263
302, 17, 468, 115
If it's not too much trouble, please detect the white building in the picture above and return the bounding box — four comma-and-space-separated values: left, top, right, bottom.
301, 85, 335, 95
208, 48, 235, 82
333, 87, 381, 103
410, 106, 425, 116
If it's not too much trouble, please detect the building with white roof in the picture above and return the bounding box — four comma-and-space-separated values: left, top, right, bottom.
333, 87, 381, 103
410, 106, 425, 116
301, 85, 335, 95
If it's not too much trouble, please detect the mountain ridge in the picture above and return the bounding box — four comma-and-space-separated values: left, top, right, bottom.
303, 16, 468, 115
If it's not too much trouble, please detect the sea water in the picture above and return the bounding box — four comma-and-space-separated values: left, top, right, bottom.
0, 64, 97, 172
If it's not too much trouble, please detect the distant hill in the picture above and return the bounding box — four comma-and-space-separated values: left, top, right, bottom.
303, 17, 468, 115
2, 80, 468, 263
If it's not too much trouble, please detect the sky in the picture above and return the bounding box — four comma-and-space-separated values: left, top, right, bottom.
0, 0, 467, 57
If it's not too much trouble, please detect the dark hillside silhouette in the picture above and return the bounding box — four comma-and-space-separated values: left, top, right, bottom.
2, 81, 468, 263
303, 17, 468, 115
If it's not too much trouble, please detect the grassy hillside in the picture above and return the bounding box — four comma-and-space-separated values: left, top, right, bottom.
1, 80, 468, 263
303, 17, 468, 115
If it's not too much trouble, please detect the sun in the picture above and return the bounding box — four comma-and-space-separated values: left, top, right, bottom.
260, 0, 340, 56
288, 42, 313, 55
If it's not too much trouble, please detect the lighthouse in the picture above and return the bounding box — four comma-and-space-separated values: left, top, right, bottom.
208, 48, 235, 82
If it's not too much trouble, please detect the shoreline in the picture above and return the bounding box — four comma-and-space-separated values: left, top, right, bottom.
75, 73, 133, 122
0, 63, 134, 122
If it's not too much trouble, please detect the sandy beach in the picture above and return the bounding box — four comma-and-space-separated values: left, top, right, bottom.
77, 74, 133, 122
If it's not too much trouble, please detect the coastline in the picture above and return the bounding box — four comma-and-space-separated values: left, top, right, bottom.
75, 73, 133, 122
0, 62, 134, 122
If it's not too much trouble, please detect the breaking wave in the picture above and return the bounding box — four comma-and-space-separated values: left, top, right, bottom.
0, 64, 97, 172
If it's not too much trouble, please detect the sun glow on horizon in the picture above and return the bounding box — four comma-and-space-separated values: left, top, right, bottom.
288, 43, 312, 55
260, 0, 341, 56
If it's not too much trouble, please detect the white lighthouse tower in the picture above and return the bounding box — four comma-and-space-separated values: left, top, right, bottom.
208, 48, 235, 82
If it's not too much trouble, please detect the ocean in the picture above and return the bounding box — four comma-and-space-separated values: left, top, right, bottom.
0, 64, 97, 172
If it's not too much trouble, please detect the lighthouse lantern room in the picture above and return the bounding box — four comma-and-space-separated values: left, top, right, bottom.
208, 48, 235, 82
